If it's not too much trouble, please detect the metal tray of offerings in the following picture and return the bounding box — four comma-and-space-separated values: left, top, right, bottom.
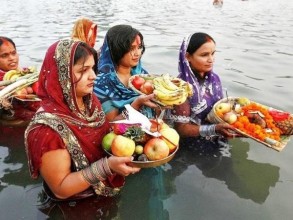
207, 97, 292, 152
104, 146, 178, 168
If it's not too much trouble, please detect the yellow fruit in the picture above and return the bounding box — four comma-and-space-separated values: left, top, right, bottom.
159, 127, 179, 153
135, 145, 144, 155
111, 135, 135, 157
237, 97, 250, 106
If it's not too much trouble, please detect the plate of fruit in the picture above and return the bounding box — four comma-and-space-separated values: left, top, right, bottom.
129, 73, 193, 107
207, 97, 292, 151
102, 119, 179, 168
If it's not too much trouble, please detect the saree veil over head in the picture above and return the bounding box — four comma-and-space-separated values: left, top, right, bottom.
25, 39, 123, 190
177, 34, 223, 123
93, 36, 150, 115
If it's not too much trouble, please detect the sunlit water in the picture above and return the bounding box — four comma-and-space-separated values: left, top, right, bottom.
1, 0, 293, 219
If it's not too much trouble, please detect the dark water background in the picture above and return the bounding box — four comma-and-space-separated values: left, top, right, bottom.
1, 0, 293, 219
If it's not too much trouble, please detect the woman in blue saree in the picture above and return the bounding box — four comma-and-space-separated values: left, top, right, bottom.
94, 25, 157, 121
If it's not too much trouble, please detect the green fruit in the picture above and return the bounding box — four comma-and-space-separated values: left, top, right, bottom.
135, 145, 144, 155
102, 132, 117, 151
237, 97, 250, 106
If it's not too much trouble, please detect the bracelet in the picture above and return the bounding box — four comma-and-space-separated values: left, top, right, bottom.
199, 124, 217, 137
102, 157, 113, 176
81, 157, 113, 186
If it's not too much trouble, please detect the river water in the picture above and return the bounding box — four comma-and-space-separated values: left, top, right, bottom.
1, 0, 293, 219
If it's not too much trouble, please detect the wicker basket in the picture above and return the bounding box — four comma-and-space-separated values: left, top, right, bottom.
207, 97, 291, 152
206, 97, 237, 124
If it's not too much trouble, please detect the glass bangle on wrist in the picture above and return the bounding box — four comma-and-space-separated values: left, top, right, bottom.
81, 157, 113, 186
199, 124, 217, 137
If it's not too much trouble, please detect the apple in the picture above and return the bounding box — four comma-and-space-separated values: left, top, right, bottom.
111, 135, 135, 157
135, 145, 144, 155
159, 127, 179, 153
215, 102, 231, 117
132, 76, 146, 90
31, 81, 39, 94
140, 80, 154, 95
143, 138, 169, 161
223, 112, 238, 124
26, 86, 34, 94
14, 87, 28, 98
102, 132, 117, 152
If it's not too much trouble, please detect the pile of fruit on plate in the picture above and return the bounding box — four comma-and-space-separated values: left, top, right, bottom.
129, 73, 193, 106
102, 119, 179, 168
207, 97, 292, 151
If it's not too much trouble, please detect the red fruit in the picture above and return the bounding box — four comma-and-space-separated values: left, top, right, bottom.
269, 110, 290, 122
140, 81, 154, 95
26, 86, 34, 94
143, 138, 170, 161
31, 81, 39, 94
132, 76, 145, 90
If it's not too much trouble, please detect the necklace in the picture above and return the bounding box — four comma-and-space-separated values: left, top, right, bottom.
78, 102, 86, 114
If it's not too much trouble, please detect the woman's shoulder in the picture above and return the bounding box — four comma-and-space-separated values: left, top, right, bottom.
26, 124, 65, 151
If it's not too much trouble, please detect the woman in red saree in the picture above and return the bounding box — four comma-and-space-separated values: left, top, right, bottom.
0, 36, 39, 126
25, 39, 140, 201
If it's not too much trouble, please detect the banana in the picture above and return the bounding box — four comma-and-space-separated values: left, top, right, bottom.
10, 74, 21, 80
154, 89, 184, 101
161, 74, 179, 91
154, 81, 183, 94
28, 66, 36, 73
182, 82, 193, 97
159, 91, 188, 106
151, 74, 193, 106
3, 70, 21, 81
153, 78, 175, 94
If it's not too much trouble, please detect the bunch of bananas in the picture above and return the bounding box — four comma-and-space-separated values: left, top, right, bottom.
3, 66, 36, 81
153, 74, 193, 106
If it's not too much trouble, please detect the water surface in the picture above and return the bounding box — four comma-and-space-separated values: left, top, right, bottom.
1, 0, 293, 219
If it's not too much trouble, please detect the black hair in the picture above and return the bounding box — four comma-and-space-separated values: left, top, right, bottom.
73, 42, 98, 84
187, 32, 215, 55
74, 41, 98, 74
0, 36, 16, 49
106, 24, 145, 66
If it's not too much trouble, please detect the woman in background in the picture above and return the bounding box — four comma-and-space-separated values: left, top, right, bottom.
71, 17, 97, 48
0, 36, 38, 125
0, 36, 19, 81
94, 24, 157, 121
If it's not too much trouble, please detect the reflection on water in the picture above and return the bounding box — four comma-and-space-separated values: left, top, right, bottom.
1, 0, 293, 219
170, 138, 279, 204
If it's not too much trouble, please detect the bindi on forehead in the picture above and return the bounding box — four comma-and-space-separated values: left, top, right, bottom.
3, 41, 10, 46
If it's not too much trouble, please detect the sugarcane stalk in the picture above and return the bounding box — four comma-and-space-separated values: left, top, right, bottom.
0, 77, 38, 98
0, 72, 39, 87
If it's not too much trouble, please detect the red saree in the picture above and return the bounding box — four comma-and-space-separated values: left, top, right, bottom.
25, 39, 124, 199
